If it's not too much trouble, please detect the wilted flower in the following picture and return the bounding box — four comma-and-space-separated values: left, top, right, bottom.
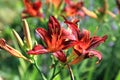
28, 16, 77, 62
22, 0, 43, 18
65, 19, 107, 64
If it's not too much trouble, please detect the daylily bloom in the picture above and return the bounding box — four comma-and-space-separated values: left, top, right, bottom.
64, 0, 97, 19
64, 0, 85, 18
28, 16, 77, 62
64, 19, 107, 64
22, 0, 43, 18
46, 0, 63, 8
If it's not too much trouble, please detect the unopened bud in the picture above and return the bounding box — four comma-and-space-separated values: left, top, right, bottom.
81, 7, 98, 19
0, 38, 32, 63
12, 29, 24, 47
22, 19, 32, 50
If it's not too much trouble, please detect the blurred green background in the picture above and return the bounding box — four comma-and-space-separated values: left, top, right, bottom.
0, 0, 120, 80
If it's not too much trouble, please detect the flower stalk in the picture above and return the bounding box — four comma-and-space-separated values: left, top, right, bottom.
50, 63, 67, 80
67, 64, 75, 80
33, 58, 47, 80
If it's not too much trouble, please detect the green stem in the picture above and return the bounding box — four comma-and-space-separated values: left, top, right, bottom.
33, 59, 46, 80
50, 61, 58, 80
50, 64, 66, 80
51, 65, 56, 78
50, 69, 61, 80
87, 59, 96, 80
67, 64, 75, 80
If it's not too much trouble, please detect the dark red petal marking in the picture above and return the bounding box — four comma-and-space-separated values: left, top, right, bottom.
48, 16, 61, 35
88, 35, 108, 49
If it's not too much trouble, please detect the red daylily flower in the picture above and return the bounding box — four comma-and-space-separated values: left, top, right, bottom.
28, 16, 77, 62
46, 0, 62, 8
64, 19, 107, 64
64, 0, 97, 19
64, 0, 85, 18
22, 0, 43, 18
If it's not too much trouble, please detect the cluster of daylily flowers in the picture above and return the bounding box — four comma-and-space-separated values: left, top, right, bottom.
0, 15, 107, 64
27, 16, 107, 64
0, 0, 109, 79
0, 0, 108, 64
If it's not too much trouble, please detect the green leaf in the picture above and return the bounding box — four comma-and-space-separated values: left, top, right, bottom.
115, 71, 120, 80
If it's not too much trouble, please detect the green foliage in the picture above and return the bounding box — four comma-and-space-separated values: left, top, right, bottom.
0, 0, 120, 80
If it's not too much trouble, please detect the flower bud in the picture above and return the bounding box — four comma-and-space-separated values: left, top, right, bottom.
81, 7, 98, 19
22, 19, 32, 50
12, 29, 24, 48
0, 38, 32, 63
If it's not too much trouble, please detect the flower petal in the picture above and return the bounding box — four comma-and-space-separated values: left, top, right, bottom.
23, 0, 32, 9
36, 28, 51, 46
48, 16, 61, 35
65, 0, 73, 5
81, 29, 90, 42
23, 0, 42, 18
36, 28, 47, 40
62, 40, 78, 50
23, 0, 37, 16
27, 45, 48, 55
53, 51, 67, 62
88, 35, 108, 49
61, 28, 76, 40
64, 0, 84, 17
64, 19, 82, 40
88, 50, 102, 64
77, 11, 85, 18
33, 1, 42, 11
